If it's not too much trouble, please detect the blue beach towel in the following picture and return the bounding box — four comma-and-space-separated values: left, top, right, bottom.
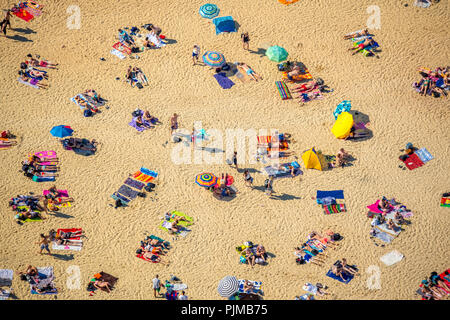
32, 175, 56, 182
140, 167, 158, 178
213, 73, 235, 89
326, 269, 354, 284
316, 190, 344, 204
415, 148, 433, 163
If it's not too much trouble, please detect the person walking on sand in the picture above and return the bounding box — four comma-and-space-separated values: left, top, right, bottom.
152, 274, 161, 298
241, 32, 250, 50
37, 233, 51, 255
232, 151, 238, 170
0, 10, 12, 37
192, 45, 200, 66
243, 170, 253, 187
264, 176, 274, 196
170, 113, 179, 134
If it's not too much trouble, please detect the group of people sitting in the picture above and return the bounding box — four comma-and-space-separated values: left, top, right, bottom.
413, 66, 449, 98
61, 137, 98, 153
118, 23, 166, 52
136, 234, 171, 265
369, 196, 408, 232
18, 54, 58, 89
418, 270, 450, 300
21, 154, 59, 179
294, 231, 341, 266
131, 109, 161, 130
237, 242, 268, 268
74, 89, 106, 117
18, 265, 57, 294
207, 173, 237, 200
48, 228, 83, 247
125, 66, 148, 87
330, 148, 352, 168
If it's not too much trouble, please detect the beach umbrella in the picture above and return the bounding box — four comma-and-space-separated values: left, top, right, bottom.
333, 100, 352, 120
50, 125, 73, 138
217, 276, 239, 298
199, 3, 220, 19
331, 112, 354, 139
202, 51, 226, 68
195, 172, 218, 188
266, 45, 288, 62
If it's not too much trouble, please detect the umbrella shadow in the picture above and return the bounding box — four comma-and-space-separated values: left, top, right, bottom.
48, 211, 74, 219
6, 34, 33, 42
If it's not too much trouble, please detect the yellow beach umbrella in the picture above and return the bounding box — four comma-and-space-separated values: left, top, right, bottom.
331, 112, 354, 139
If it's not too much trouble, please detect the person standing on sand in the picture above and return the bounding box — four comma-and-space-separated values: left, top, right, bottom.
241, 32, 250, 50
152, 275, 161, 298
0, 10, 11, 37
192, 45, 200, 66
170, 113, 179, 134
232, 151, 238, 170
37, 233, 51, 255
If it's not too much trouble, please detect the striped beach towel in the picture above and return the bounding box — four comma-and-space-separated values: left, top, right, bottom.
132, 172, 154, 183
415, 148, 433, 163
322, 203, 347, 214
441, 197, 450, 207
275, 81, 292, 100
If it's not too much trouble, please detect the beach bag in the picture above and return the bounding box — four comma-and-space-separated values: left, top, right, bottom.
132, 109, 141, 117
84, 109, 93, 117
136, 82, 144, 89
255, 258, 264, 265
239, 256, 247, 264
331, 233, 342, 241
399, 154, 409, 161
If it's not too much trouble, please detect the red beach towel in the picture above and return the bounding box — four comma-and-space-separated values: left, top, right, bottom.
402, 153, 424, 170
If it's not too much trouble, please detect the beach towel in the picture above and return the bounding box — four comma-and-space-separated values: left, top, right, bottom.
374, 222, 401, 238
322, 203, 347, 215
297, 294, 315, 300
110, 48, 126, 59
401, 153, 424, 170
264, 162, 303, 179
275, 81, 292, 100
235, 66, 252, 83
441, 197, 450, 207
326, 263, 356, 284
111, 192, 130, 205
117, 185, 139, 200
213, 73, 235, 89
278, 0, 299, 4
35, 150, 57, 160
129, 117, 152, 132
282, 70, 312, 82
124, 178, 145, 190
380, 250, 404, 266
52, 228, 83, 251
415, 148, 433, 163
132, 171, 156, 183
12, 7, 34, 22
238, 280, 263, 294
112, 42, 131, 55
31, 267, 57, 295
372, 229, 395, 243
333, 100, 352, 120
97, 272, 118, 292
316, 190, 344, 204
18, 77, 40, 89
146, 33, 166, 48
159, 212, 193, 237
23, 4, 42, 17
414, 0, 431, 8
140, 167, 158, 178
32, 175, 56, 182
0, 269, 13, 287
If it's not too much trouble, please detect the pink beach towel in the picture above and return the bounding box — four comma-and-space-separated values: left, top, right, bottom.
43, 189, 69, 198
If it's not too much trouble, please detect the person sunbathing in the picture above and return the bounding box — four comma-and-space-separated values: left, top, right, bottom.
393, 211, 405, 225
125, 66, 135, 87
238, 63, 263, 81
299, 91, 322, 103
143, 244, 165, 255
133, 67, 149, 86
287, 65, 302, 78
308, 231, 339, 248
332, 153, 346, 167
291, 80, 318, 93
94, 279, 112, 293
422, 280, 446, 299
344, 29, 369, 40
294, 248, 325, 266
349, 38, 376, 55
255, 245, 267, 262
21, 209, 46, 220
138, 248, 170, 265
164, 212, 188, 223
118, 29, 135, 46
83, 89, 102, 103
341, 259, 359, 276
26, 54, 58, 69
243, 280, 254, 293
419, 76, 432, 95
19, 72, 48, 89
18, 265, 38, 278
331, 264, 350, 282
66, 137, 97, 151
430, 272, 450, 292
378, 197, 390, 213
345, 126, 369, 139
302, 243, 327, 258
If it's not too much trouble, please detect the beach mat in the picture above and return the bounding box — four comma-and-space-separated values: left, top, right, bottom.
275, 81, 292, 100
0, 269, 13, 287
316, 190, 344, 203
380, 250, 404, 266
402, 153, 424, 170
214, 73, 235, 89
322, 203, 347, 215
18, 77, 40, 89
112, 42, 131, 55
441, 197, 450, 207
111, 192, 130, 205
415, 148, 433, 163
132, 172, 154, 183
99, 272, 118, 290
124, 178, 145, 190
117, 185, 139, 200
326, 262, 356, 284
12, 8, 34, 22
278, 0, 299, 4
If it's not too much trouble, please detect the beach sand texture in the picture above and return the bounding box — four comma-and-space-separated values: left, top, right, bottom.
0, 0, 449, 299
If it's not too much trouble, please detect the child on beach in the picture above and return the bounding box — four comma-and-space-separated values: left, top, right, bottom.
192, 45, 200, 65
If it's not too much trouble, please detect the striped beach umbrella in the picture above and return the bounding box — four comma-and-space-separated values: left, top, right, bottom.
199, 3, 220, 19
333, 100, 352, 120
217, 276, 239, 298
202, 51, 226, 68
265, 45, 288, 62
195, 172, 218, 188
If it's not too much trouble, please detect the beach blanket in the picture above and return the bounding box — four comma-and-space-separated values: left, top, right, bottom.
159, 211, 193, 237
15, 205, 42, 222
112, 42, 131, 55
35, 150, 57, 160
132, 169, 157, 183
236, 66, 252, 83
380, 250, 404, 266
110, 49, 126, 60
238, 280, 263, 295
282, 70, 312, 82
43, 189, 72, 208
374, 222, 401, 238
441, 197, 450, 207
31, 267, 57, 295
326, 263, 357, 284
52, 228, 83, 251
12, 7, 34, 22
18, 77, 40, 89
415, 148, 433, 163
316, 190, 344, 204
401, 153, 424, 170
111, 192, 130, 205
322, 203, 347, 215
275, 81, 292, 100
414, 0, 431, 8
0, 269, 13, 287
129, 117, 152, 132
124, 178, 145, 190
213, 73, 235, 89
297, 294, 315, 300
32, 175, 56, 182
92, 272, 118, 292
146, 33, 166, 48
264, 162, 302, 179
117, 185, 139, 200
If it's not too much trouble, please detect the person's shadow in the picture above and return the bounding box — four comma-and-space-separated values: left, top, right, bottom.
249, 48, 266, 57
6, 34, 32, 42
270, 193, 301, 201
12, 27, 36, 35
52, 253, 75, 261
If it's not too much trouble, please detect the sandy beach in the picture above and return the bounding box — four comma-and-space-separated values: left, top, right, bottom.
0, 0, 449, 300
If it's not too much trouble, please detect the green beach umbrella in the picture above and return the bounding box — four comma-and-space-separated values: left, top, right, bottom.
266, 45, 288, 62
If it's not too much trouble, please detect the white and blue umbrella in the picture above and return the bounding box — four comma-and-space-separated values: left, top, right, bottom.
217, 276, 239, 298
199, 3, 220, 19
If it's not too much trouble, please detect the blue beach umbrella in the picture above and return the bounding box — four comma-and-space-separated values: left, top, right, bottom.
199, 3, 220, 19
50, 125, 73, 138
202, 51, 226, 68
